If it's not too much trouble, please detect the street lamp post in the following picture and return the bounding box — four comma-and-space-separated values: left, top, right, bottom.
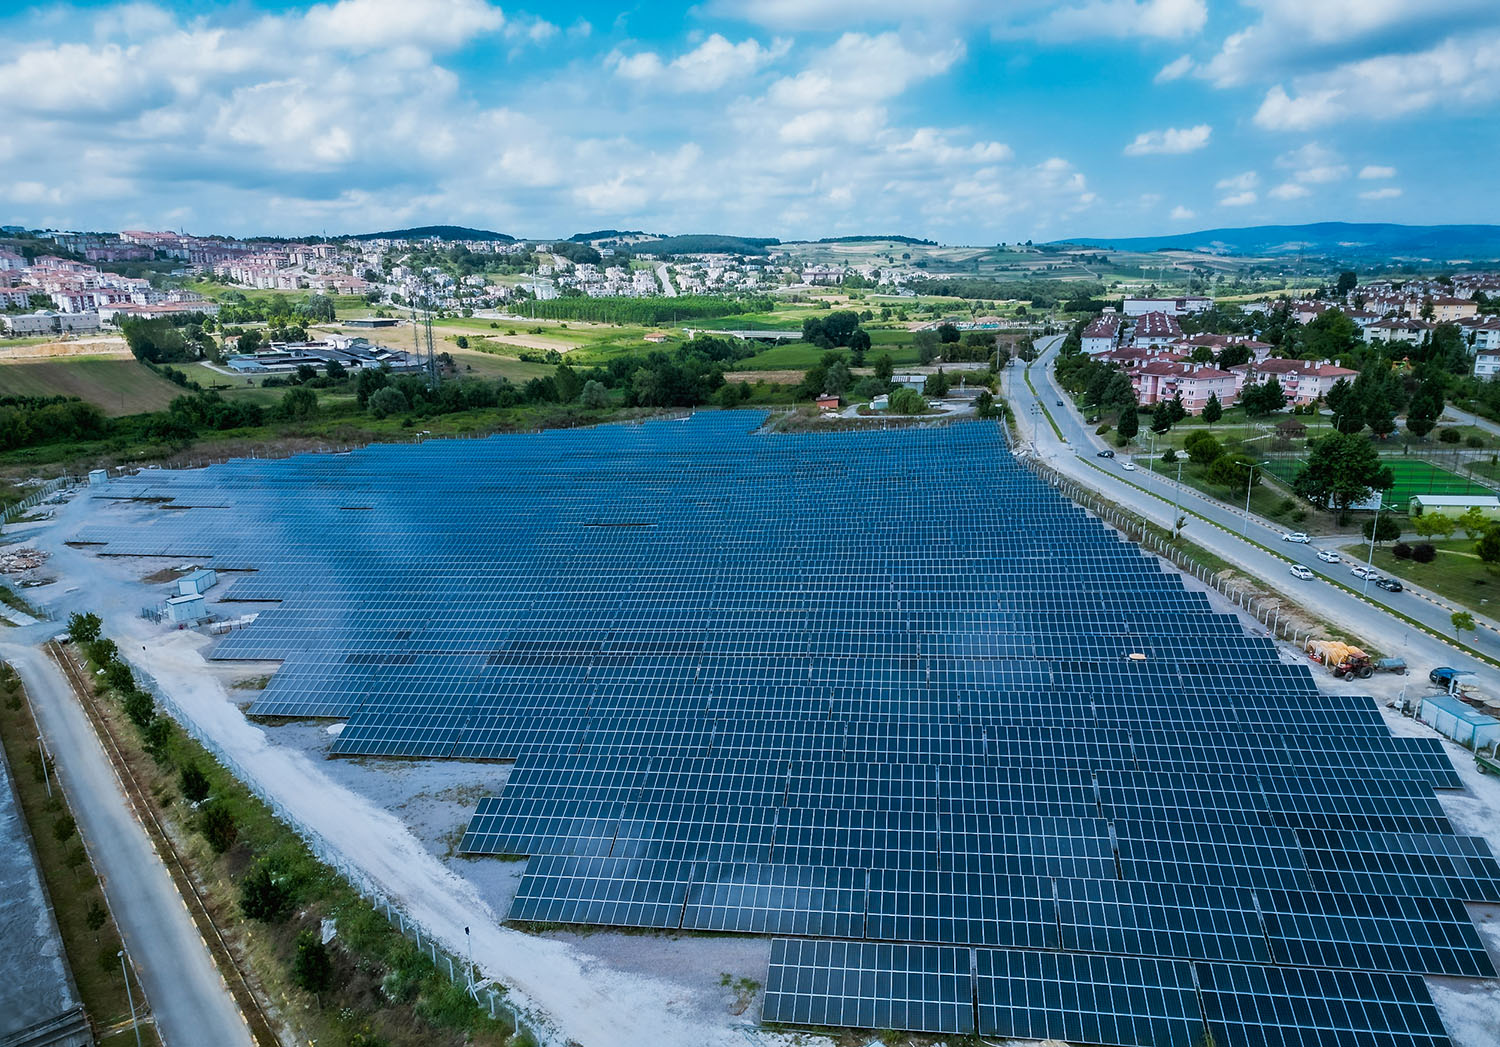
118, 950, 142, 1047
1241, 460, 1269, 537
1363, 495, 1385, 595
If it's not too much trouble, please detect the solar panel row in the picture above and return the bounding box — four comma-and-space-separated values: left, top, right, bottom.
77, 412, 1496, 1046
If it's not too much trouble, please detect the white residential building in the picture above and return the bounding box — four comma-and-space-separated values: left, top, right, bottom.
1122, 296, 1211, 317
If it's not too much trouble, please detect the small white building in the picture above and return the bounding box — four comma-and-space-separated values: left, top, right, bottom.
1408, 494, 1500, 518
165, 593, 206, 624
88, 469, 109, 486
177, 568, 218, 596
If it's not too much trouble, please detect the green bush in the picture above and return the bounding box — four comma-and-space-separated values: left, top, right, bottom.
239, 862, 293, 922
180, 762, 211, 803
1412, 543, 1437, 563
1439, 427, 1461, 444
123, 689, 155, 729
200, 801, 238, 854
292, 931, 334, 994
1095, 423, 1110, 436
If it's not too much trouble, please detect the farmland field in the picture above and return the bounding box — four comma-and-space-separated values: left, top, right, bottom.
0, 356, 185, 415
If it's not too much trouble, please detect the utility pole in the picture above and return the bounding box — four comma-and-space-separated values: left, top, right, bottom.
118, 950, 142, 1047
1363, 495, 1385, 595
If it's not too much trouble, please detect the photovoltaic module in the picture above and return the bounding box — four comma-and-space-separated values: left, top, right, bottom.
76, 412, 1498, 1045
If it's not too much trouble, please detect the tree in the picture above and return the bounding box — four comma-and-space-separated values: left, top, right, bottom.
848, 328, 870, 366
1301, 308, 1359, 361
1457, 506, 1491, 540
1293, 432, 1395, 513
1362, 514, 1401, 545
1413, 512, 1457, 540
1116, 404, 1139, 442
302, 294, 336, 323
553, 362, 581, 402
1478, 523, 1500, 565
1202, 392, 1222, 427
1240, 377, 1287, 417
239, 863, 293, 922
1151, 401, 1173, 434
236, 329, 263, 355
1452, 610, 1476, 640
922, 370, 949, 397
825, 360, 852, 396
1162, 447, 1178, 464
1208, 453, 1259, 496
85, 900, 108, 934
455, 335, 469, 349
1336, 271, 1358, 297
180, 762, 211, 804
292, 931, 334, 997
936, 323, 960, 344
975, 390, 997, 419
67, 612, 102, 645
889, 387, 926, 413
123, 689, 155, 730
873, 353, 894, 386
1405, 376, 1443, 439
277, 387, 319, 421
1184, 432, 1223, 465
200, 802, 238, 854
1166, 392, 1187, 426
367, 387, 407, 419
580, 380, 609, 408
324, 359, 347, 381
52, 814, 77, 845
914, 331, 939, 364
1326, 378, 1359, 433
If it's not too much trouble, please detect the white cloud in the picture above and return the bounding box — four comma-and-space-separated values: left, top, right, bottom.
1359, 164, 1397, 179
1274, 143, 1348, 184
611, 34, 790, 91
1040, 0, 1207, 41
1155, 54, 1193, 82
1123, 124, 1211, 156
1170, 205, 1196, 220
709, 0, 1206, 40
1215, 171, 1258, 191
1360, 186, 1404, 200
302, 0, 505, 53
1268, 182, 1310, 200
1252, 31, 1500, 130
1220, 190, 1258, 206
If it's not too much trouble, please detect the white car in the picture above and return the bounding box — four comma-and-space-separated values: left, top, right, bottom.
1316, 549, 1341, 564
1351, 564, 1377, 579
1121, 462, 1137, 471
1289, 565, 1315, 580
1281, 532, 1311, 543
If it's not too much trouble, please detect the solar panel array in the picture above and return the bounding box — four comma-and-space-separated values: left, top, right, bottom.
76, 412, 1498, 1045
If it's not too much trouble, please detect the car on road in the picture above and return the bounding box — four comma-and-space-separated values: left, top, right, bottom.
1375, 576, 1404, 592
1316, 549, 1341, 564
1282, 532, 1310, 543
1096, 450, 1115, 458
1289, 565, 1315, 580
1055, 399, 1064, 407
1121, 462, 1137, 471
1351, 564, 1376, 579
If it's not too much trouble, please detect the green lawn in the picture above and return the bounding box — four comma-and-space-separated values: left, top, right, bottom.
0, 357, 186, 416
1340, 539, 1500, 617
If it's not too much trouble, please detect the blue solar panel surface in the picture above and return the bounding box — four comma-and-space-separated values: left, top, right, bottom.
77, 412, 1497, 1044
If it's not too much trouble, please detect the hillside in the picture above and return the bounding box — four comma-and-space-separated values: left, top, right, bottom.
633, 234, 781, 256
346, 225, 515, 242
1052, 222, 1500, 260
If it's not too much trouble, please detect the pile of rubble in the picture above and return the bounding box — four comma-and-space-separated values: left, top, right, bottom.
0, 548, 48, 574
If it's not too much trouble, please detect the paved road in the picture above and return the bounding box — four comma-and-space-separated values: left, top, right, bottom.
655, 263, 677, 298
1002, 337, 1500, 680
0, 640, 253, 1047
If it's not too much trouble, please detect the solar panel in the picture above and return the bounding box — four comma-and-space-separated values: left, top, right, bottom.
78, 412, 1497, 1046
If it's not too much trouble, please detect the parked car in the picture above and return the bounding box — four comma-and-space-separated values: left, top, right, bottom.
1351, 564, 1377, 579
1375, 576, 1403, 592
1097, 450, 1115, 459
1121, 462, 1137, 471
1316, 549, 1341, 564
1282, 532, 1310, 543
1289, 565, 1315, 580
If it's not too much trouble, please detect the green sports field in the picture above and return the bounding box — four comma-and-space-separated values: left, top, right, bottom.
1265, 456, 1492, 511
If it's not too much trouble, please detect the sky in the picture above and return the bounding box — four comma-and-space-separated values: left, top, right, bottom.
2, 0, 1498, 242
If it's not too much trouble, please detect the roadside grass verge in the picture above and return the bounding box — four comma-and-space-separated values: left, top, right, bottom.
1339, 540, 1500, 620
0, 663, 161, 1045
61, 628, 531, 1047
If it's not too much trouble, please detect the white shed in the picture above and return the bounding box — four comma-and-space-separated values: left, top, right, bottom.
177, 568, 218, 596
1408, 494, 1500, 518
165, 593, 206, 624
88, 469, 109, 486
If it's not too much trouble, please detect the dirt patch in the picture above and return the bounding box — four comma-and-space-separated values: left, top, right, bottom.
0, 338, 131, 361
724, 370, 802, 384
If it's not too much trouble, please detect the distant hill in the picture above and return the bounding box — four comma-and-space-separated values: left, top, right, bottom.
812, 235, 938, 246
634, 234, 781, 256
346, 225, 515, 242
1051, 222, 1500, 260
568, 229, 647, 242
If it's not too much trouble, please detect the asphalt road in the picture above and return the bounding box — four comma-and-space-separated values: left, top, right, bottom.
0, 640, 253, 1047
1003, 336, 1500, 681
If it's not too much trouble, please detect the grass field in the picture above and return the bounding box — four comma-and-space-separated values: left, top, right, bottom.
0, 357, 185, 415
1265, 457, 1490, 511
1340, 539, 1500, 617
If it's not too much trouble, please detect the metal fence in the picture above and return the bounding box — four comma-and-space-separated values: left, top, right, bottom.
1026, 457, 1324, 650
2, 475, 75, 525
125, 662, 550, 1045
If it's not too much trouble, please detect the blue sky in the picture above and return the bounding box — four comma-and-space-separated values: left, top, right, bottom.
2, 0, 1498, 241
